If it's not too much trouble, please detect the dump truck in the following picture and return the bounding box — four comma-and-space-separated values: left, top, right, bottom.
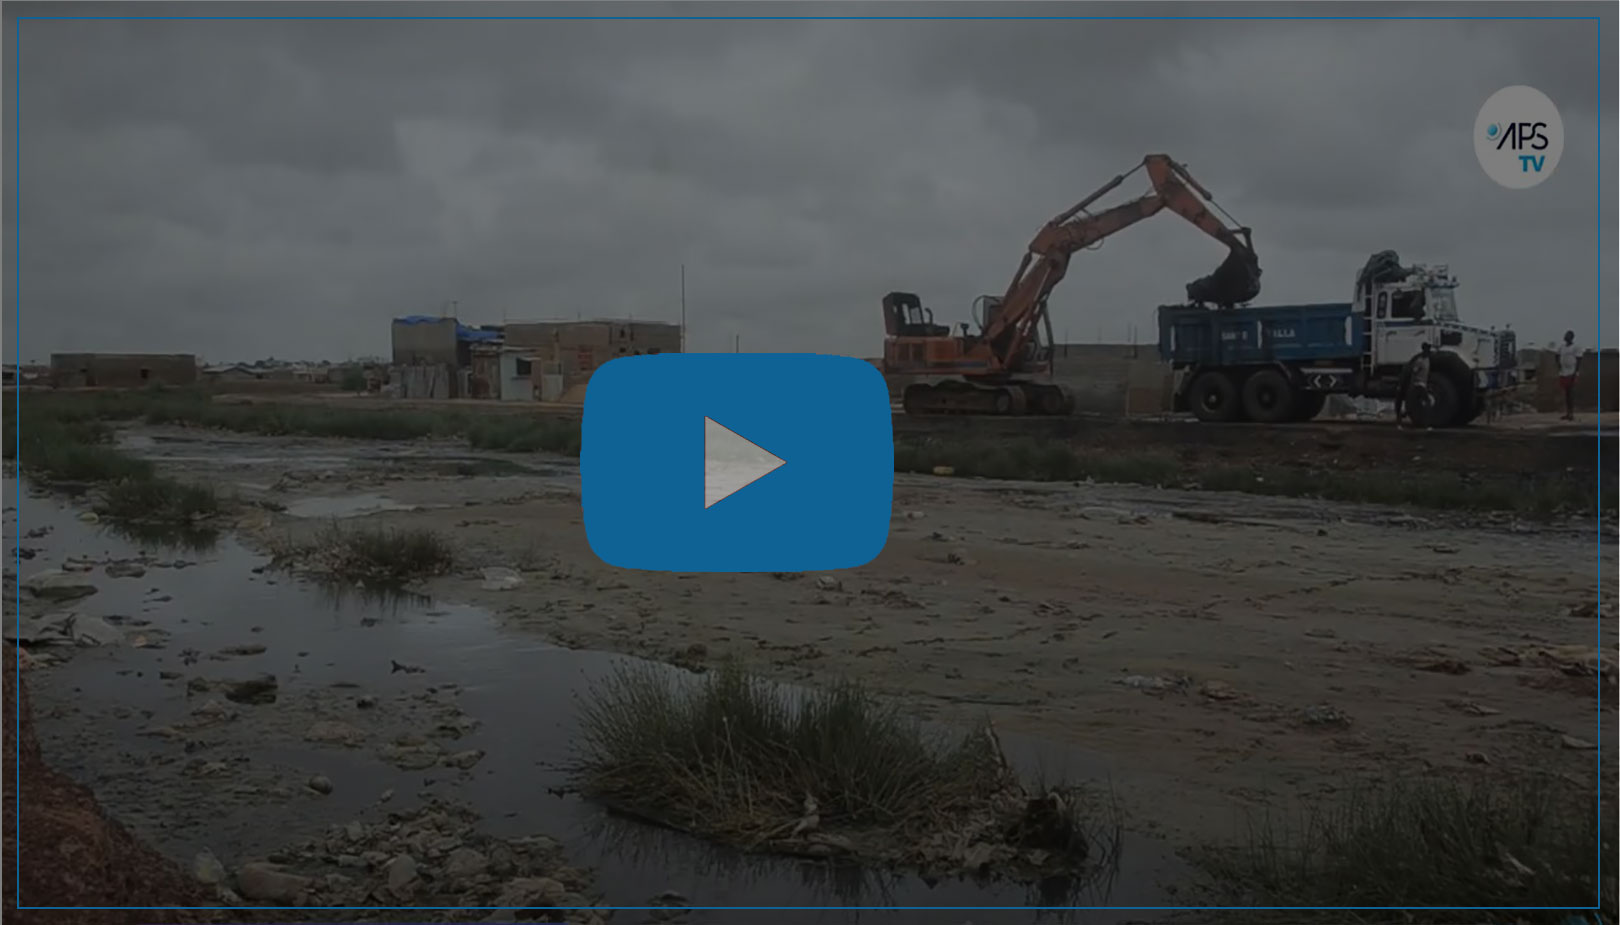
1158, 252, 1519, 427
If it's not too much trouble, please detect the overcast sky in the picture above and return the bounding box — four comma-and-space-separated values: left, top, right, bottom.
2, 1, 1614, 364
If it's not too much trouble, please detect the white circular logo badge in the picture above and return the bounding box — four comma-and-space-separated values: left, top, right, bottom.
1474, 85, 1563, 189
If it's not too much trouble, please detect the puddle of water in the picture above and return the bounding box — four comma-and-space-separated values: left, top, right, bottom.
9, 478, 1188, 920
283, 493, 421, 519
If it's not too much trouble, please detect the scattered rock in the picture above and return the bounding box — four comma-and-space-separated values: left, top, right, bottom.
193, 848, 226, 885
1115, 674, 1187, 694
1198, 680, 1239, 701
220, 674, 279, 705
443, 749, 486, 770
216, 644, 268, 658
1417, 658, 1469, 675
378, 741, 444, 770
307, 775, 334, 795
495, 876, 567, 908
813, 576, 843, 592
190, 699, 238, 723
1560, 734, 1598, 751
77, 511, 100, 523
22, 570, 99, 601
105, 560, 148, 579
945, 550, 976, 566
480, 566, 524, 591
391, 659, 426, 674
1445, 699, 1502, 716
443, 846, 490, 880
235, 862, 313, 903
1301, 704, 1352, 727
383, 854, 419, 895
356, 695, 379, 710
304, 721, 366, 748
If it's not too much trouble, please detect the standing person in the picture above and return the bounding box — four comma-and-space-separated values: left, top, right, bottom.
1556, 330, 1581, 421
1395, 343, 1434, 428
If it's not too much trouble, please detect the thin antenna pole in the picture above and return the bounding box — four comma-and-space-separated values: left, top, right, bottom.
734, 334, 740, 353
680, 264, 688, 353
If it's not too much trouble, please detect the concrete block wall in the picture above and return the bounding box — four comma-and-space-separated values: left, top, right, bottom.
50, 353, 199, 389
390, 319, 459, 367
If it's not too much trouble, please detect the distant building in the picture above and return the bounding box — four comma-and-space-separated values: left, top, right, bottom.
51, 353, 198, 389
504, 320, 681, 402
202, 363, 263, 383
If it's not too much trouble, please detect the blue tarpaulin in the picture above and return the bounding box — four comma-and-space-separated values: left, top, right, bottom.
394, 315, 502, 343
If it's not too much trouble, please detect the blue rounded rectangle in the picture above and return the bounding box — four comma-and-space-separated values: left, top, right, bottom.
582, 353, 894, 573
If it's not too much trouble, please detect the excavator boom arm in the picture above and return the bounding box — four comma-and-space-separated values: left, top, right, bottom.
979, 154, 1260, 368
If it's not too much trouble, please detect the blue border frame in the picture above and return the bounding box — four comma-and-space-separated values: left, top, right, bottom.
9, 7, 1607, 920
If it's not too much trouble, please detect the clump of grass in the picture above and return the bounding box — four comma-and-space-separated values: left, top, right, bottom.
571, 662, 1110, 880
466, 417, 581, 456
22, 429, 154, 483
274, 524, 457, 585
1197, 775, 1612, 923
99, 476, 220, 524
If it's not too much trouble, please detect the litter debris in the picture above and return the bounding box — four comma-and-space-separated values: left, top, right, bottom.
1301, 704, 1352, 727
1115, 674, 1189, 694
479, 566, 523, 591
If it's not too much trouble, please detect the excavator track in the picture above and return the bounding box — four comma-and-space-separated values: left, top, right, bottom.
902, 381, 1075, 416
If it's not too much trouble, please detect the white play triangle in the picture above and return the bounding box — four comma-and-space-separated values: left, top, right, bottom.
703, 416, 786, 509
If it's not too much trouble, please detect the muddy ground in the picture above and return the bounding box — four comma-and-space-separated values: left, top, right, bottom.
8, 421, 1615, 920
230, 431, 1616, 832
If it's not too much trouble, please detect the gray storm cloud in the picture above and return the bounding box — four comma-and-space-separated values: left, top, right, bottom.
1, 1, 1613, 363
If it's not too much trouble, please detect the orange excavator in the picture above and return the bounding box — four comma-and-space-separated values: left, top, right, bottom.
882, 154, 1262, 416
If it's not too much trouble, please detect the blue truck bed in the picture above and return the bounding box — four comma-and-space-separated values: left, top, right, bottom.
1157, 302, 1365, 367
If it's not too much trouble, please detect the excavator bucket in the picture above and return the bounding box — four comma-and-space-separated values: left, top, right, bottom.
1186, 247, 1262, 307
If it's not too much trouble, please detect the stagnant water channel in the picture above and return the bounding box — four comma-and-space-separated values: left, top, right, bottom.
9, 473, 1191, 921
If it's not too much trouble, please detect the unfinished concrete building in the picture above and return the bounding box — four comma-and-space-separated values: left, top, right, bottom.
50, 353, 199, 389
504, 320, 681, 402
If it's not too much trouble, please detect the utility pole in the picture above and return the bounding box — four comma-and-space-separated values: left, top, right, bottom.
680, 264, 688, 354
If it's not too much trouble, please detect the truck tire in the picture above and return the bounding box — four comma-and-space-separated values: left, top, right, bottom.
1187, 371, 1241, 423
1420, 373, 1462, 428
1241, 368, 1298, 424
1293, 391, 1327, 422
1428, 353, 1476, 428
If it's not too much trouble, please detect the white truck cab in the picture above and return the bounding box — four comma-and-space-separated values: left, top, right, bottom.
1358, 261, 1519, 424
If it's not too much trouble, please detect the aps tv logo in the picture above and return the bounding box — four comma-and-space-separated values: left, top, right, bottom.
1474, 85, 1564, 190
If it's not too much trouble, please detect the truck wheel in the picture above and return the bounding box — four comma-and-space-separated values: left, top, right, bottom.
1293, 392, 1327, 422
1187, 371, 1240, 423
1421, 373, 1463, 428
1241, 368, 1298, 424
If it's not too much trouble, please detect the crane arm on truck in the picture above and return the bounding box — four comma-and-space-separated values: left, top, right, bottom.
976, 154, 1263, 381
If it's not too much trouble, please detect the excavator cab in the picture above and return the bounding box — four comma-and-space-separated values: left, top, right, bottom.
881, 291, 950, 338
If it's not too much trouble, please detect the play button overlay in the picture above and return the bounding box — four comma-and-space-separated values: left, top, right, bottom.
704, 417, 785, 508
583, 353, 894, 573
